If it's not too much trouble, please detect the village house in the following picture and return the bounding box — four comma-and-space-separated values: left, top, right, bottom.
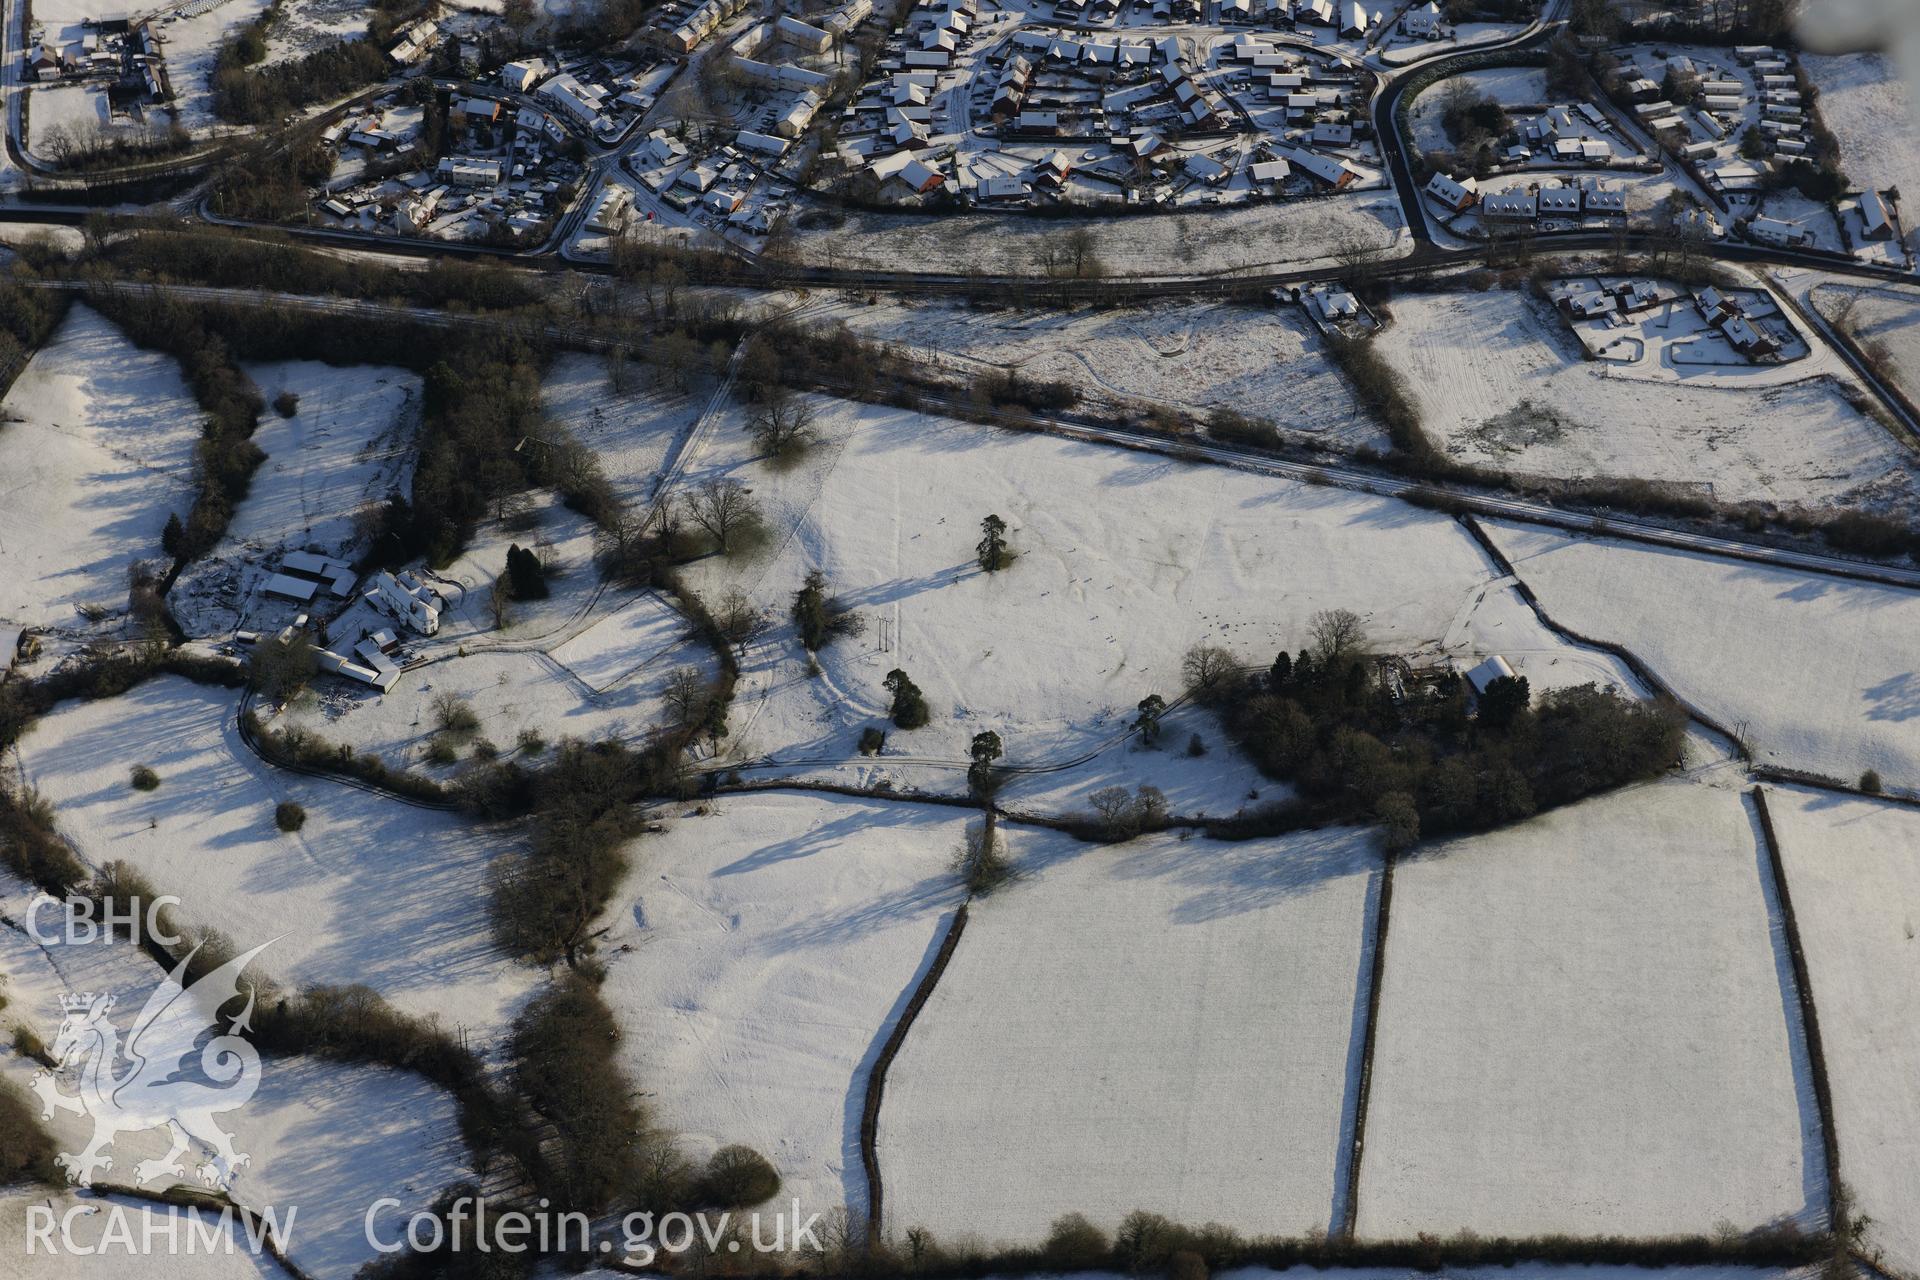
1424, 171, 1478, 213
1481, 188, 1538, 222
1859, 189, 1895, 240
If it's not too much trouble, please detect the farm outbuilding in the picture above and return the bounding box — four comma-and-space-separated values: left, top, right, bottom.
1464, 655, 1516, 695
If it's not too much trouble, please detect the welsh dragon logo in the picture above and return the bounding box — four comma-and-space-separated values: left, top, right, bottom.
30, 941, 272, 1190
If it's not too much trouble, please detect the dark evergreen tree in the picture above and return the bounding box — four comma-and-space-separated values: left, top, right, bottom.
1478, 674, 1531, 732
505, 543, 549, 599
977, 514, 1010, 572
1134, 694, 1167, 746
968, 730, 1004, 798
884, 669, 930, 729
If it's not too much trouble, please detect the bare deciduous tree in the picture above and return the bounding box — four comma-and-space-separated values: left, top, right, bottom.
655, 331, 701, 393
681, 478, 763, 556
1181, 643, 1238, 700
663, 666, 710, 726
1309, 608, 1367, 664
746, 389, 817, 460
715, 587, 768, 646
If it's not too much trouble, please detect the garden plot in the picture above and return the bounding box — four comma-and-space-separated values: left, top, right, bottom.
13, 677, 536, 1050
787, 192, 1408, 278
25, 83, 169, 158
1407, 67, 1550, 152
1766, 785, 1920, 1277
881, 825, 1382, 1244
822, 300, 1379, 446
1756, 191, 1847, 256
1375, 289, 1915, 510
674, 395, 1519, 795
1805, 54, 1920, 249
0, 872, 470, 1279
594, 792, 974, 1218
541, 352, 702, 507
1358, 780, 1819, 1239
0, 304, 201, 628
1486, 521, 1920, 789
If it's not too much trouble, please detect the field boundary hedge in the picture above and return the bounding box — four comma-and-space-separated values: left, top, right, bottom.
1748, 785, 1843, 1230
861, 899, 972, 1240
1339, 849, 1397, 1239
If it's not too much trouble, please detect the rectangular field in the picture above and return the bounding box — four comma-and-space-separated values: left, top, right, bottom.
879, 826, 1383, 1244
824, 300, 1379, 446
1357, 781, 1820, 1239
787, 192, 1407, 278
1767, 784, 1920, 1277
594, 792, 974, 1219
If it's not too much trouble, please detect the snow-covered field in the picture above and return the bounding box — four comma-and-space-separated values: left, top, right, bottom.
673, 395, 1542, 797
547, 592, 694, 692
24, 84, 162, 159
228, 361, 417, 553
820, 300, 1380, 446
1821, 282, 1920, 403
788, 192, 1408, 278
989, 697, 1277, 823
261, 0, 371, 65
13, 678, 536, 1049
880, 825, 1382, 1245
594, 792, 972, 1218
541, 352, 702, 507
1375, 290, 1916, 510
1766, 785, 1920, 1277
1358, 780, 1820, 1239
1804, 54, 1920, 246
0, 876, 470, 1278
1486, 522, 1920, 790
0, 304, 200, 629
150, 0, 279, 133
